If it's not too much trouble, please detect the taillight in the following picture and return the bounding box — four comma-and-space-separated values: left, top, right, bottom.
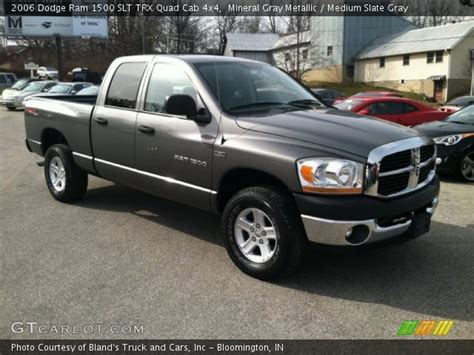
26, 107, 38, 116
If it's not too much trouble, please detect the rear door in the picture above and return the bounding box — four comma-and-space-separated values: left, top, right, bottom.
134, 61, 219, 209
91, 61, 148, 183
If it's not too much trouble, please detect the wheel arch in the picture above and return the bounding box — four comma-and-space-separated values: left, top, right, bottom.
216, 168, 294, 213
41, 128, 69, 155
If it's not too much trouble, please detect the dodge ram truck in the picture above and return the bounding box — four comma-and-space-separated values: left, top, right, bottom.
24, 55, 440, 280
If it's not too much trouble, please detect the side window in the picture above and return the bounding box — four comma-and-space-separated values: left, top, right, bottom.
144, 63, 203, 114
401, 103, 417, 113
0, 75, 6, 84
368, 102, 402, 115
7, 74, 15, 83
105, 62, 147, 109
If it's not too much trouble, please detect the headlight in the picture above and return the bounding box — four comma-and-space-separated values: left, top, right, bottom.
297, 158, 364, 194
433, 133, 474, 146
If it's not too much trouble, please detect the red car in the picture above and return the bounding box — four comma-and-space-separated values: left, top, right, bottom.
333, 91, 401, 105
335, 97, 454, 126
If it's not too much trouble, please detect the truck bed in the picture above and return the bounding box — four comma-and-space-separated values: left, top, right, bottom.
30, 94, 97, 105
24, 95, 96, 160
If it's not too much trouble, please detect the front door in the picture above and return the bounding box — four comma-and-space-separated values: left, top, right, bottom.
434, 80, 444, 102
135, 62, 219, 210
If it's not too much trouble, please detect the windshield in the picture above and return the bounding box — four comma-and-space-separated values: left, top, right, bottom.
77, 85, 99, 95
22, 82, 46, 92
48, 84, 71, 94
12, 79, 30, 90
446, 105, 474, 125
194, 61, 322, 114
335, 99, 363, 111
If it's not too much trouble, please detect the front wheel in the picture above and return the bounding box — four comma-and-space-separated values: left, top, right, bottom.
6, 107, 15, 111
457, 149, 474, 182
44, 144, 88, 202
222, 186, 306, 280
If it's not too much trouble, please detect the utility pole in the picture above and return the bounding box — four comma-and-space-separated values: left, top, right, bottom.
54, 34, 63, 81
470, 49, 474, 95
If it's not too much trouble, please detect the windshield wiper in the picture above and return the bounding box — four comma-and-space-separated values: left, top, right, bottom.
449, 120, 469, 125
227, 102, 289, 111
287, 99, 323, 108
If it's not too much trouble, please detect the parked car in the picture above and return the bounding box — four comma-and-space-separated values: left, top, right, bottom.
311, 88, 345, 106
334, 91, 402, 105
440, 96, 474, 112
37, 66, 58, 80
335, 97, 453, 126
71, 67, 102, 85
42, 82, 92, 95
23, 82, 93, 105
76, 85, 100, 96
1, 78, 40, 102
2, 81, 56, 110
0, 72, 18, 90
24, 56, 439, 280
416, 105, 474, 182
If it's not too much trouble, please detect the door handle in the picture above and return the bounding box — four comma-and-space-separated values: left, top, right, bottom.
95, 117, 108, 125
138, 125, 155, 134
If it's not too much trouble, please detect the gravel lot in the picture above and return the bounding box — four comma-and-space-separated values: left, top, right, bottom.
1, 109, 473, 339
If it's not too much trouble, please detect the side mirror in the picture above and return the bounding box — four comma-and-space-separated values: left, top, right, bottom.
358, 109, 370, 115
71, 90, 77, 95
41, 88, 49, 92
165, 94, 211, 124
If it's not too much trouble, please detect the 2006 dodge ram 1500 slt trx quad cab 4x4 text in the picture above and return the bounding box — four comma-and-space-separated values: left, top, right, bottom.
24, 55, 440, 279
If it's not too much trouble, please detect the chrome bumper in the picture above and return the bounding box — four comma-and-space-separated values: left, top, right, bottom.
301, 198, 438, 246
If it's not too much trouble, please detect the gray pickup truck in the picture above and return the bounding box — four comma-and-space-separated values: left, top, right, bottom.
24, 55, 439, 279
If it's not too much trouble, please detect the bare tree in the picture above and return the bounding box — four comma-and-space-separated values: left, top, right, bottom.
239, 17, 262, 33
283, 0, 312, 80
404, 0, 466, 27
215, 10, 240, 54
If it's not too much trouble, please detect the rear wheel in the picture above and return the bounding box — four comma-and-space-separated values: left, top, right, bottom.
44, 144, 88, 202
457, 149, 474, 182
6, 107, 15, 111
222, 186, 305, 280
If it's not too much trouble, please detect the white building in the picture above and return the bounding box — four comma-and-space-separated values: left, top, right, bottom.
355, 21, 474, 102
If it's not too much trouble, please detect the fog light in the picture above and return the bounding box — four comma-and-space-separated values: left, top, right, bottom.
345, 225, 370, 245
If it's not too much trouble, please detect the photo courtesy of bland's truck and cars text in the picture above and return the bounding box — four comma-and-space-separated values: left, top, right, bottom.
0, 0, 473, 354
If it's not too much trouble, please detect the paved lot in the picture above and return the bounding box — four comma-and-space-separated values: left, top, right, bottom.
1, 109, 473, 339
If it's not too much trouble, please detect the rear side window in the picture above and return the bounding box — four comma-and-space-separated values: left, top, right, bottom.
105, 62, 146, 109
0, 75, 6, 84
367, 102, 403, 115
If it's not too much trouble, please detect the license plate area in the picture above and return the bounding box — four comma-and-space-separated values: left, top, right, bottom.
406, 211, 431, 238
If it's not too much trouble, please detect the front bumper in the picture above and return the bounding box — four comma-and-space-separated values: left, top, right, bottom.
296, 176, 440, 246
1, 98, 22, 107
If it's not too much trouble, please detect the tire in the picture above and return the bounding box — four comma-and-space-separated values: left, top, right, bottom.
6, 107, 15, 111
222, 186, 306, 280
44, 144, 88, 202
456, 149, 474, 182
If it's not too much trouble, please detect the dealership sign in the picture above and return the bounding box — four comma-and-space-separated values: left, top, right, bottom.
4, 15, 107, 38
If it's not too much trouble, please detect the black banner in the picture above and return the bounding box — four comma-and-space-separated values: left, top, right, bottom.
3, 0, 474, 17
0, 340, 474, 354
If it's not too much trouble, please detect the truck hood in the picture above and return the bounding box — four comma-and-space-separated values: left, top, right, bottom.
236, 109, 422, 157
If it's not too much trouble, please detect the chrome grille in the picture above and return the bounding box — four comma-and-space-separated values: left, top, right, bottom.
366, 137, 437, 198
